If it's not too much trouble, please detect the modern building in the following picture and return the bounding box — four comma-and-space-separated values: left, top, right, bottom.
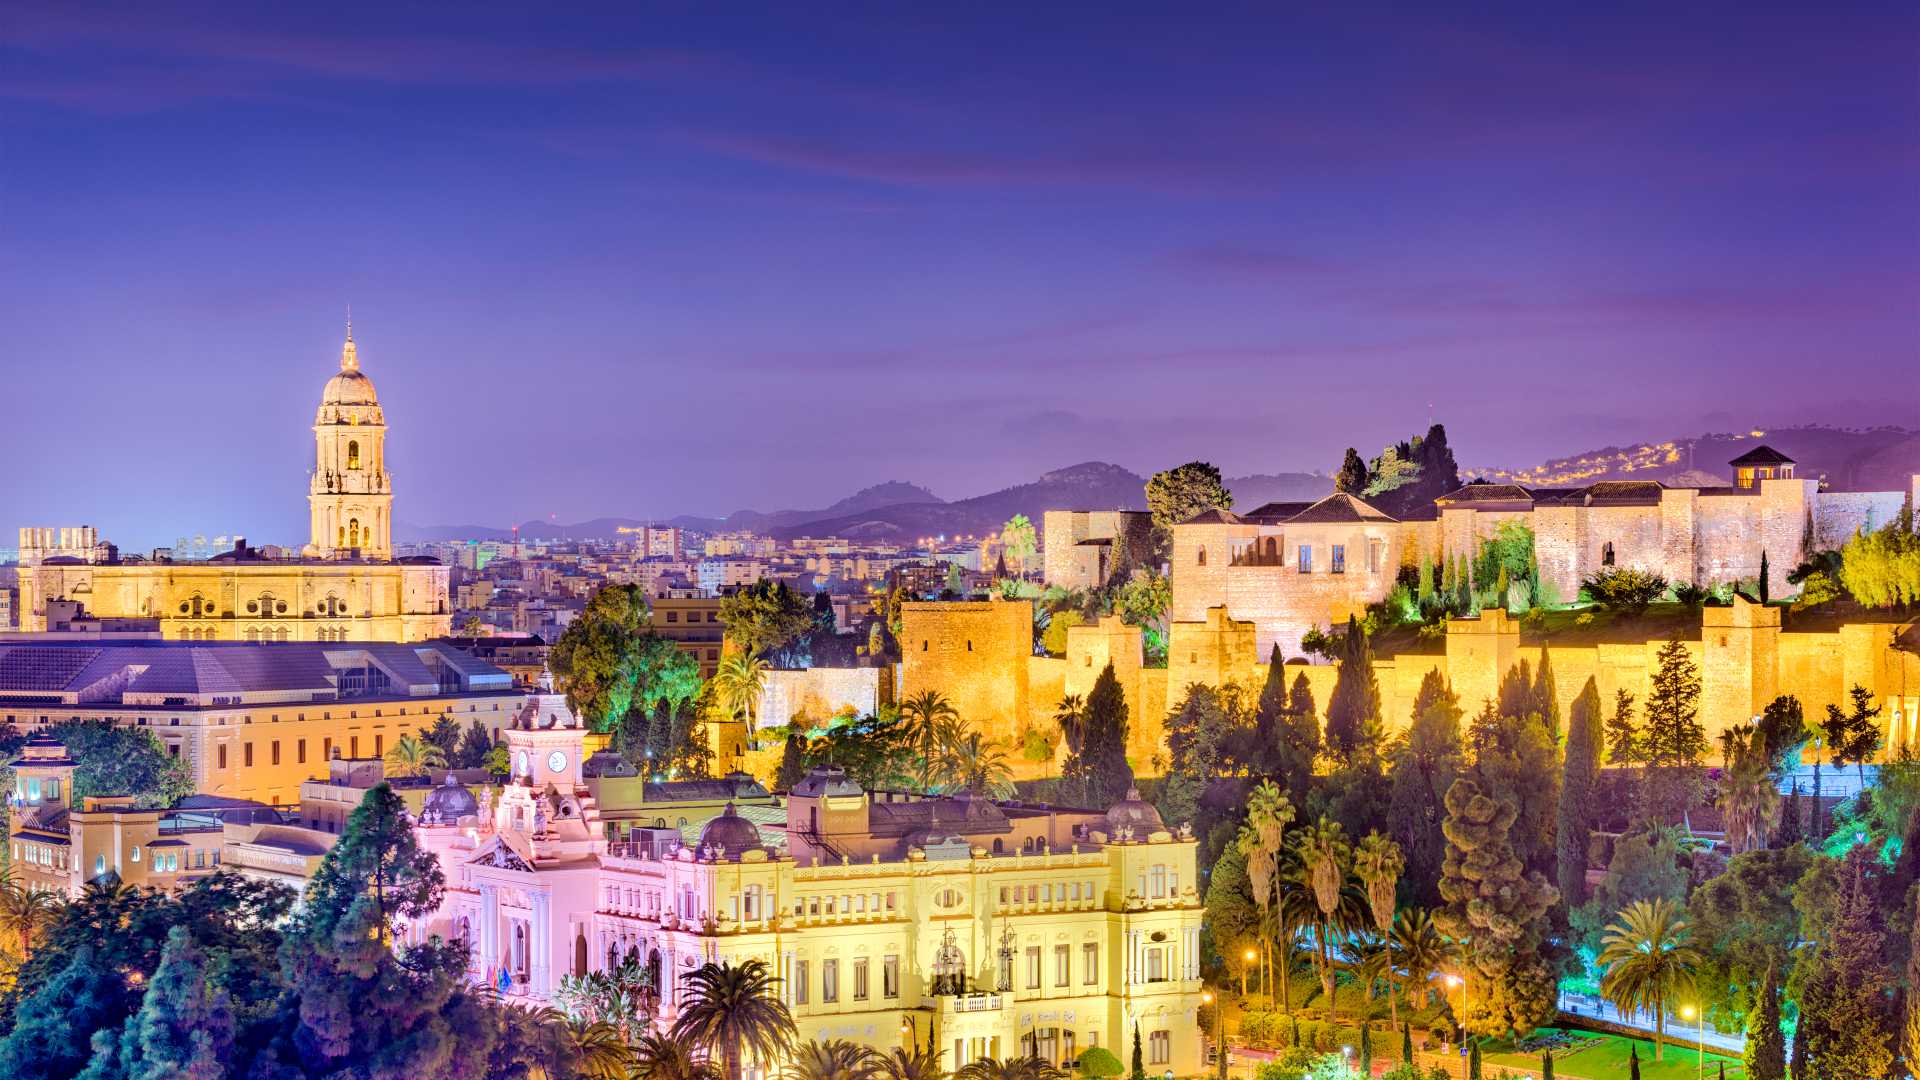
398, 711, 1206, 1078
13, 325, 451, 643
0, 638, 520, 805
649, 595, 727, 675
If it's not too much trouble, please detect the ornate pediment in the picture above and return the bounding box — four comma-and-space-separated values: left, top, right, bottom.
469, 835, 534, 873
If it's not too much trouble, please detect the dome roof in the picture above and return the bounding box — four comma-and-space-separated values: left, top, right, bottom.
420, 773, 478, 826
697, 803, 762, 856
1104, 786, 1164, 837
320, 329, 380, 406
321, 368, 380, 407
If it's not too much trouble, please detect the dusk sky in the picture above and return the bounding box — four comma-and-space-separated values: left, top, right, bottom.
2, 2, 1915, 549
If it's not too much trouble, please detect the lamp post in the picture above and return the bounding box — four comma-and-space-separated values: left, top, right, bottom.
1242, 948, 1257, 1002
1445, 974, 1467, 1044
1203, 990, 1225, 1078
1680, 1004, 1702, 1080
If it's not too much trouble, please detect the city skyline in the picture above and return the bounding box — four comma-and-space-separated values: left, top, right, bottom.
2, 3, 1915, 548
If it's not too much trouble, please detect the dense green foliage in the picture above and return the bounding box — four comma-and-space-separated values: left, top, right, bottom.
1146, 461, 1234, 530
1838, 509, 1920, 607
47, 719, 193, 809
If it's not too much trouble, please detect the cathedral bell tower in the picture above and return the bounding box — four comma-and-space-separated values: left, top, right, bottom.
306, 319, 393, 559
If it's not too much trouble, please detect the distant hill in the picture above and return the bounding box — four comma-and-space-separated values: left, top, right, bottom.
1474, 425, 1920, 492
1224, 472, 1334, 508
718, 481, 943, 533
397, 482, 943, 544
772, 462, 1148, 541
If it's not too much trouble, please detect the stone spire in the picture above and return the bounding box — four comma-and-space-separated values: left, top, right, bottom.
341, 310, 358, 372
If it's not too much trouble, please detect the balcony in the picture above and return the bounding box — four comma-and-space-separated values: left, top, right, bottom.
943, 992, 1003, 1014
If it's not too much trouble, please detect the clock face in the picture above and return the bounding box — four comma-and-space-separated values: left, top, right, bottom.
513, 750, 529, 776
547, 750, 568, 774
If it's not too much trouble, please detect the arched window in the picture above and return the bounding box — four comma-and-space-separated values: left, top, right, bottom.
1601, 541, 1615, 567
1196, 546, 1207, 566
346, 440, 361, 470
348, 519, 361, 549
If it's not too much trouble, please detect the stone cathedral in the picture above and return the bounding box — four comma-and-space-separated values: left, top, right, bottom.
16, 325, 451, 643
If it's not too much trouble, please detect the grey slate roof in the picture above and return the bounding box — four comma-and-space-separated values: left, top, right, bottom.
0, 640, 512, 704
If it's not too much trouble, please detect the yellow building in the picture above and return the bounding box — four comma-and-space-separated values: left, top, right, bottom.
14, 324, 450, 643
0, 638, 523, 806
402, 716, 1207, 1077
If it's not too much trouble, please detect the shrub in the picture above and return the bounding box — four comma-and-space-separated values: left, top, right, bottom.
1793, 569, 1844, 608
1077, 1046, 1124, 1077
1579, 567, 1669, 615
1671, 583, 1708, 607
1839, 510, 1920, 607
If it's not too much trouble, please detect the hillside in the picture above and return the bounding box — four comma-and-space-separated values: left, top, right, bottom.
1474, 425, 1920, 491
771, 462, 1147, 541
1224, 471, 1334, 508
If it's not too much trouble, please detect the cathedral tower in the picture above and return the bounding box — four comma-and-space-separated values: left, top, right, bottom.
307, 321, 392, 558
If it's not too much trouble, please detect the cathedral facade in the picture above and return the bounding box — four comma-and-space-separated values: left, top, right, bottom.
15, 326, 450, 643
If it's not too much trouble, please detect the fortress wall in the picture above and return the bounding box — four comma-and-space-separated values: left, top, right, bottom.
1041, 510, 1092, 588
1170, 523, 1254, 623
1530, 506, 1584, 607
1656, 490, 1700, 588
758, 667, 882, 729
1812, 490, 1905, 550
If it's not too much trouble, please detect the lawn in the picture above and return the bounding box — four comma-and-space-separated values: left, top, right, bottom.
1479, 1028, 1745, 1080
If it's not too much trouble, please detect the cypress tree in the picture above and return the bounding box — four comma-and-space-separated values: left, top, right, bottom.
1132, 1023, 1146, 1080
1556, 678, 1602, 908
1324, 615, 1382, 765
1402, 1022, 1413, 1064
1336, 448, 1370, 494
1257, 644, 1317, 793
775, 725, 808, 791
1907, 892, 1920, 1073
1777, 784, 1805, 847
1469, 1039, 1482, 1079
1542, 1051, 1554, 1080
1068, 663, 1134, 808
1360, 1023, 1373, 1075
1796, 845, 1897, 1079
1629, 1045, 1641, 1080
1789, 1021, 1805, 1080
1747, 961, 1786, 1080
1533, 649, 1560, 739
1760, 549, 1771, 604
107, 925, 234, 1080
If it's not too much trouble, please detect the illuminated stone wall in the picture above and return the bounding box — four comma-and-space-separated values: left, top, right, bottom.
899, 599, 1032, 736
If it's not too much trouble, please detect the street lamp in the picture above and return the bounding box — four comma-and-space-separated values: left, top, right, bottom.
1680, 1004, 1703, 1080
1202, 991, 1224, 1077
1445, 974, 1470, 1047
1242, 948, 1257, 1001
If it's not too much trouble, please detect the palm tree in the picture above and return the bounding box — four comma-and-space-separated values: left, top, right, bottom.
1240, 780, 1293, 1007
0, 884, 60, 961
790, 1038, 883, 1080
713, 653, 772, 728
954, 1057, 1065, 1080
1717, 723, 1782, 854
1390, 908, 1455, 1009
1598, 898, 1703, 1061
669, 959, 797, 1079
1354, 831, 1406, 1025
936, 731, 1017, 797
630, 1032, 721, 1080
875, 1046, 948, 1080
383, 733, 447, 778
560, 1018, 631, 1080
1298, 816, 1353, 1021
901, 690, 960, 792
1053, 694, 1087, 758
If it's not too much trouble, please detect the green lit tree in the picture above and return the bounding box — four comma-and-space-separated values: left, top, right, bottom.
551, 583, 651, 728
1643, 637, 1705, 828
1324, 616, 1383, 765
1145, 462, 1233, 530
1556, 677, 1602, 907
1387, 671, 1463, 909
1435, 779, 1558, 1038
1794, 845, 1897, 1079
94, 924, 235, 1080
1597, 898, 1701, 1060
1745, 961, 1786, 1080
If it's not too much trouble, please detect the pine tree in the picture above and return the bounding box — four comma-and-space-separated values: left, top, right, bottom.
456, 719, 493, 769
1436, 779, 1558, 1038
1324, 615, 1383, 764
109, 925, 234, 1080
1643, 637, 1705, 826
1746, 961, 1786, 1080
1796, 845, 1897, 1079
1556, 677, 1602, 908
1789, 1018, 1806, 1080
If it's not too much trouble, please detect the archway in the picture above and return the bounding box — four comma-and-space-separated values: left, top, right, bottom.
573, 932, 587, 977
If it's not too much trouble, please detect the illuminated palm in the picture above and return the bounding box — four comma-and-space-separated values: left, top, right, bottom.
1716, 722, 1781, 854
713, 653, 771, 726
1297, 816, 1353, 1020
1598, 898, 1702, 1061
561, 1018, 631, 1080
1354, 831, 1405, 1023
954, 1057, 1066, 1080
791, 1039, 883, 1080
1390, 907, 1455, 1009
1053, 694, 1087, 757
901, 690, 960, 792
383, 734, 447, 778
1240, 780, 1294, 1007
669, 959, 797, 1078
936, 730, 1016, 798
629, 1033, 721, 1080
0, 884, 60, 961
875, 1047, 949, 1080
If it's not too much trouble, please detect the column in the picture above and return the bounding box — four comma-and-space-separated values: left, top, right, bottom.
479, 884, 499, 980
530, 893, 552, 996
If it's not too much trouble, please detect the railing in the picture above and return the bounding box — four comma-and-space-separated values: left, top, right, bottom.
944, 992, 1003, 1013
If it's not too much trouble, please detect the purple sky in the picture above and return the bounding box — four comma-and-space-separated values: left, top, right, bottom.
2, 3, 1915, 549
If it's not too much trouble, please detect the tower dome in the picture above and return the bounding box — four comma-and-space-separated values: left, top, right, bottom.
419, 773, 478, 826
697, 802, 762, 857
320, 326, 381, 407
307, 318, 393, 559
1104, 786, 1164, 837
